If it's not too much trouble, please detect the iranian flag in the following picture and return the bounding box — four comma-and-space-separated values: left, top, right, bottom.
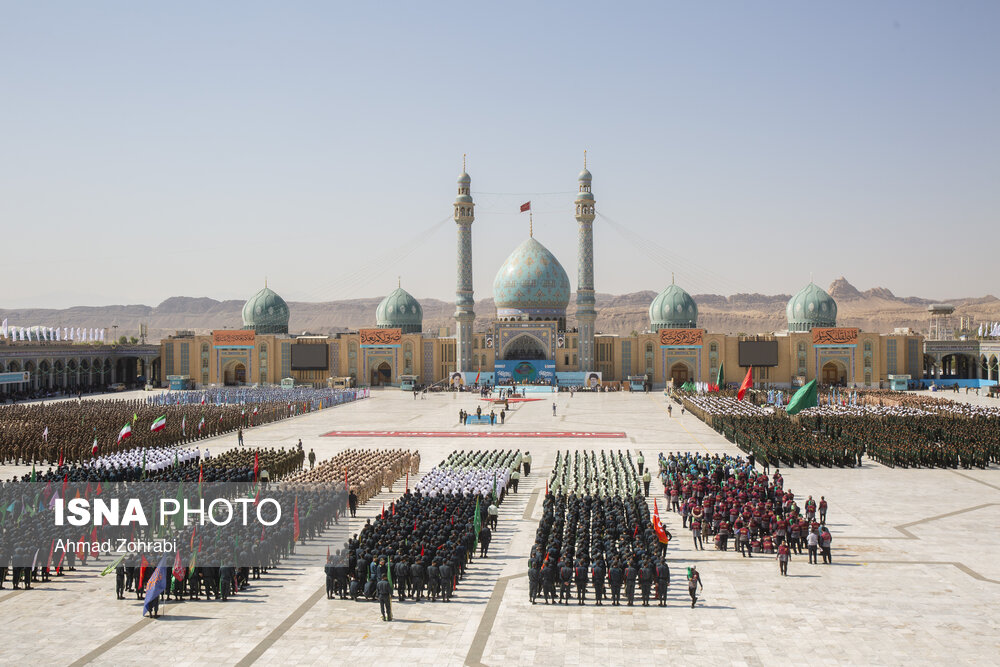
92, 437, 99, 456
198, 417, 205, 432
117, 423, 132, 444
150, 415, 167, 432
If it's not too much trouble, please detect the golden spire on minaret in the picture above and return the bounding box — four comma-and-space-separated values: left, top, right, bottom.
463, 154, 466, 172
584, 149, 587, 169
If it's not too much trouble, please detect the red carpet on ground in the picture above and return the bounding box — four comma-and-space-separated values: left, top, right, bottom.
479, 397, 544, 403
321, 430, 627, 438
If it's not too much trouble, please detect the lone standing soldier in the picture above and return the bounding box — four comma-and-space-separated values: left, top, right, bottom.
522, 451, 531, 476
308, 449, 316, 470
348, 489, 358, 518
637, 451, 645, 475
688, 566, 703, 608
377, 574, 392, 621
642, 469, 651, 497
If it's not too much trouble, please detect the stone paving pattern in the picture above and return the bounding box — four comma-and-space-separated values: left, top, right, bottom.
1, 389, 999, 666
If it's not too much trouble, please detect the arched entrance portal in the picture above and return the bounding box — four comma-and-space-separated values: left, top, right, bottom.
502, 335, 548, 361
371, 361, 392, 386
669, 362, 691, 386
224, 361, 247, 386
822, 361, 847, 386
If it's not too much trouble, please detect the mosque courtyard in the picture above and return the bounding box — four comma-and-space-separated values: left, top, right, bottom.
1, 388, 998, 666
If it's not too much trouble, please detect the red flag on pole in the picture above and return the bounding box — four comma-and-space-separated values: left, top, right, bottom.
737, 366, 753, 401
405, 471, 409, 492
519, 201, 531, 212
172, 550, 185, 583
58, 449, 64, 467
391, 502, 395, 516
381, 503, 385, 519
292, 496, 300, 542
254, 452, 259, 482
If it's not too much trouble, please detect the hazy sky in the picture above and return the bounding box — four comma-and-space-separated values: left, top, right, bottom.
2, 1, 998, 309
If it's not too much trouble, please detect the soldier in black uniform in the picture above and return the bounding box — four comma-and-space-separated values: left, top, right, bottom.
393, 557, 409, 602
655, 559, 670, 606
624, 561, 638, 606
608, 560, 623, 606
439, 561, 453, 602
574, 559, 588, 605
559, 559, 573, 605
541, 559, 557, 604
376, 574, 392, 621
115, 562, 126, 599
638, 560, 654, 606
409, 559, 425, 601
591, 558, 606, 606
427, 560, 441, 601
325, 556, 336, 599
527, 561, 540, 604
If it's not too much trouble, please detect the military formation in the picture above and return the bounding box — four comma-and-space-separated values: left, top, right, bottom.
0, 386, 365, 466
685, 392, 999, 469
529, 450, 680, 607
284, 448, 419, 504
339, 449, 525, 617
658, 451, 832, 567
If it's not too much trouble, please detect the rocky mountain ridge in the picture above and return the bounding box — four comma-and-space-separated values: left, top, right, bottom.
3, 278, 997, 342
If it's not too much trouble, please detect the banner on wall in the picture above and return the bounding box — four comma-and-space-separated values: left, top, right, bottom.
812, 328, 859, 345
658, 329, 704, 346
556, 371, 603, 388
360, 328, 402, 347
213, 330, 255, 347
494, 360, 556, 384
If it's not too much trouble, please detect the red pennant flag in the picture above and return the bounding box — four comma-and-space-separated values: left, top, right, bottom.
405, 471, 409, 492
413, 518, 418, 531
420, 546, 424, 557
189, 525, 197, 551
89, 526, 99, 556
254, 452, 259, 482
326, 546, 330, 560
381, 503, 385, 519
737, 366, 753, 401
391, 502, 395, 516
46, 539, 55, 570
519, 201, 531, 212
58, 449, 64, 467
172, 550, 185, 582
633, 524, 639, 537
84, 482, 91, 499
95, 481, 102, 496
139, 554, 149, 588
292, 496, 300, 542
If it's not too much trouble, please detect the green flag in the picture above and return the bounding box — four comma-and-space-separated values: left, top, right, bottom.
174, 481, 185, 529
473, 497, 481, 550
30, 464, 36, 483
786, 379, 818, 416
715, 362, 724, 388
387, 557, 393, 587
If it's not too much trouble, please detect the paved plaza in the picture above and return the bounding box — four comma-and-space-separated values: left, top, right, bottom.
2, 389, 999, 666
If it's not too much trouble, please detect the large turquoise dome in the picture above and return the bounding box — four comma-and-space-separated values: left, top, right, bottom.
242, 285, 289, 334
493, 237, 571, 322
787, 282, 837, 332
376, 286, 423, 333
649, 282, 698, 330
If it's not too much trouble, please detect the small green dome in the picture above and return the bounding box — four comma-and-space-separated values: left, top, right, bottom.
458, 171, 471, 184
376, 286, 423, 333
649, 282, 698, 330
786, 282, 837, 331
578, 168, 592, 182
242, 286, 290, 334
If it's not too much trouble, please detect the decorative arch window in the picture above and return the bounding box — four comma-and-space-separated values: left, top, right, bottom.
710, 342, 719, 354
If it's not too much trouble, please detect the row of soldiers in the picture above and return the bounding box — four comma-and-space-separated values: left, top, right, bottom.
0, 397, 310, 466
346, 486, 500, 604
284, 449, 419, 504
713, 414, 863, 468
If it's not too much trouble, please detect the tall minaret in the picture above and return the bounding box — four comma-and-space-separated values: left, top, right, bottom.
454, 158, 475, 374
575, 153, 596, 372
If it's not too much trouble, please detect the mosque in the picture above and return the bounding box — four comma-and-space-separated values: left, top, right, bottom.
159, 166, 927, 391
